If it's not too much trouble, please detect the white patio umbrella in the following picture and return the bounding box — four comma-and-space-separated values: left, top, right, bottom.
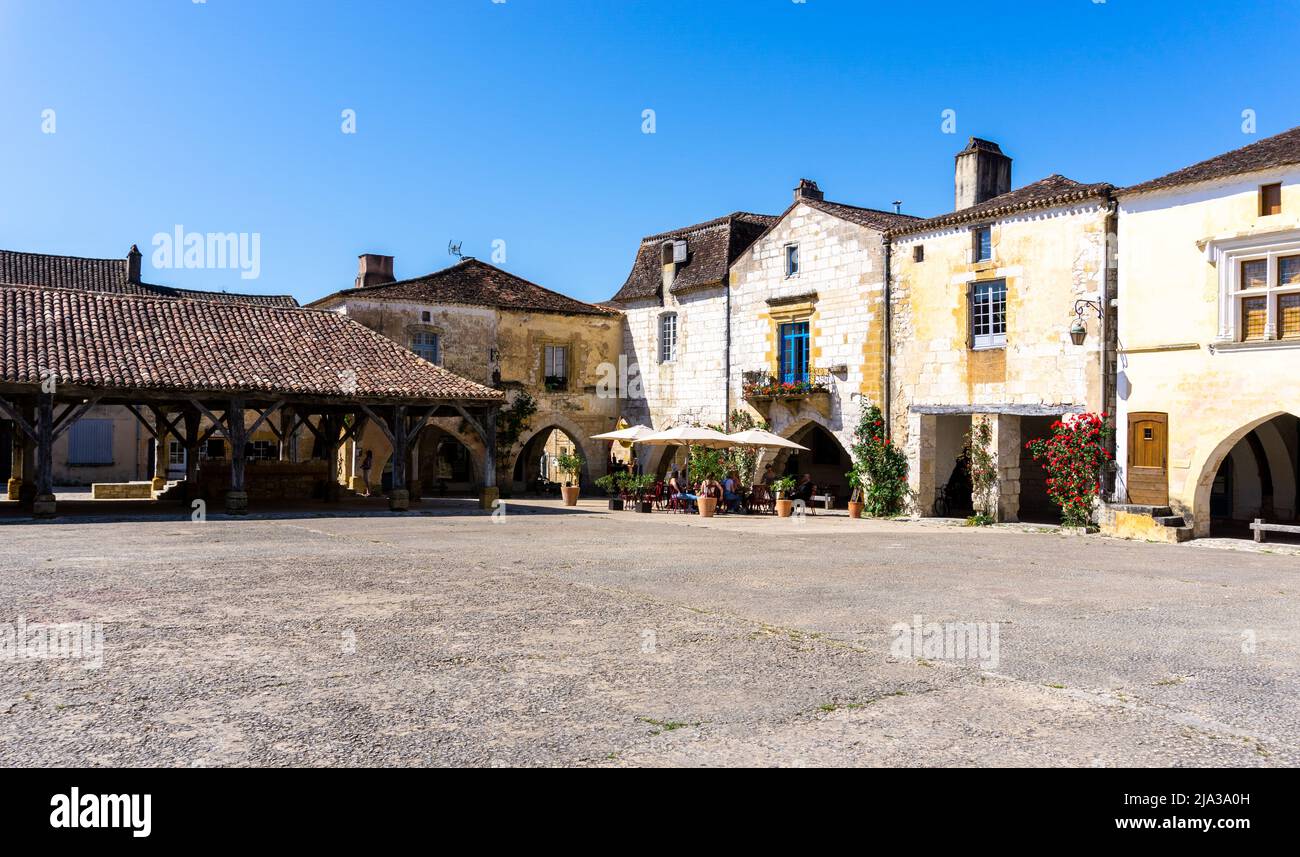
725, 428, 809, 450
637, 425, 736, 481
590, 424, 655, 442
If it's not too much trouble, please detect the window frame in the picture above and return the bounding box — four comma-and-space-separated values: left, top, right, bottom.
1260, 183, 1282, 216
544, 344, 569, 391
777, 320, 811, 384
969, 278, 1008, 351
1209, 230, 1300, 342
973, 226, 993, 263
409, 329, 441, 365
658, 312, 678, 363
784, 243, 800, 278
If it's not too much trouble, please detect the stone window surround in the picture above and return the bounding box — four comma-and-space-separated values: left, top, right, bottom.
404, 323, 444, 365
533, 333, 580, 390
1205, 227, 1300, 342
968, 278, 1008, 351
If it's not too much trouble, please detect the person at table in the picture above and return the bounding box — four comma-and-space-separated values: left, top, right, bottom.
698, 476, 723, 507
669, 470, 694, 511
793, 473, 816, 504
722, 470, 744, 513
760, 464, 776, 486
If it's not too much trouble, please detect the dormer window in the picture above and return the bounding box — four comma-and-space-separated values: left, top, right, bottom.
661, 240, 687, 266
785, 243, 800, 278
1260, 183, 1282, 216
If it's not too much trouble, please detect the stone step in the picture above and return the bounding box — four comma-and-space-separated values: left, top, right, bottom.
1153, 515, 1186, 528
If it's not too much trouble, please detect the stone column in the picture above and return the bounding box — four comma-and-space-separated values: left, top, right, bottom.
907, 411, 936, 517
407, 436, 421, 505
988, 413, 1021, 523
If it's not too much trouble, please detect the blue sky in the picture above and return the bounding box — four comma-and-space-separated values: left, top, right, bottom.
2, 0, 1298, 304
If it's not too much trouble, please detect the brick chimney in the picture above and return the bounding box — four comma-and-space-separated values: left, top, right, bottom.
954, 138, 1012, 210
126, 244, 142, 283
355, 254, 395, 288
794, 178, 824, 202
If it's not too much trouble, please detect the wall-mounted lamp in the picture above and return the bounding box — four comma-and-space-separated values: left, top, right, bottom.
1069, 298, 1104, 346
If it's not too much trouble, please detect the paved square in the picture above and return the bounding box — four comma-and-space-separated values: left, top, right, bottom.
1, 500, 1296, 766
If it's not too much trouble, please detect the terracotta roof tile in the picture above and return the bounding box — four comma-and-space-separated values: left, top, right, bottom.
0, 248, 299, 307
0, 284, 502, 402
1122, 125, 1300, 196
609, 212, 776, 303
887, 175, 1115, 236
311, 258, 612, 316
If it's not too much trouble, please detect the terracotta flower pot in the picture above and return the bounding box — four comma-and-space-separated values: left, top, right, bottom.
608, 498, 624, 511
561, 485, 580, 506
698, 496, 718, 518
775, 498, 793, 518
847, 501, 864, 519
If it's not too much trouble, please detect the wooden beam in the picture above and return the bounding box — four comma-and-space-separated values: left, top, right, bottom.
51, 395, 103, 441
0, 394, 38, 443
358, 405, 395, 446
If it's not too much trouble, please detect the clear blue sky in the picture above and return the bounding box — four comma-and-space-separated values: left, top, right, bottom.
3, 0, 1298, 304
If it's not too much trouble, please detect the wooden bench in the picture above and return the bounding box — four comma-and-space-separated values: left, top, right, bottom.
809, 494, 834, 514
1252, 518, 1300, 543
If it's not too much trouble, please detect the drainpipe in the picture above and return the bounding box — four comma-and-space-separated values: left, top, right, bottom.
882, 234, 893, 438
1101, 193, 1118, 499
724, 272, 732, 431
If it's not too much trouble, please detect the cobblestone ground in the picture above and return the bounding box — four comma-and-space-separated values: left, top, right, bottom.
0, 499, 1295, 767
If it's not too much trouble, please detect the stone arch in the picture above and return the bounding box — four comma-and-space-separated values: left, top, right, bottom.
508, 413, 598, 491
759, 416, 854, 502
1189, 410, 1300, 537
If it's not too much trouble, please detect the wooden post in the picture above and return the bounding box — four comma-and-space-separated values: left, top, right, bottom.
33, 393, 55, 517
389, 405, 409, 511
6, 413, 22, 501
323, 414, 341, 503
151, 407, 169, 491
226, 398, 248, 514
1254, 518, 1265, 543
280, 407, 298, 462
481, 407, 499, 510
183, 407, 201, 500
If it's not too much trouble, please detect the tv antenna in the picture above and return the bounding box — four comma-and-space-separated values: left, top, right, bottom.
448, 240, 463, 259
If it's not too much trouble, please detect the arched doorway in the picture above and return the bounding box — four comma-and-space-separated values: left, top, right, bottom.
1202, 413, 1299, 541
511, 425, 591, 495
770, 421, 853, 505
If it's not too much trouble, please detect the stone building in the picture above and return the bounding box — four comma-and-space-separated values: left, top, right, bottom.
310, 255, 623, 497
1112, 126, 1300, 539
608, 211, 775, 472
726, 180, 916, 493
886, 140, 1116, 522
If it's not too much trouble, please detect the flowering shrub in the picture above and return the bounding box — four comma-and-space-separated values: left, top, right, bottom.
1025, 413, 1114, 528
849, 404, 909, 518
743, 376, 828, 398
965, 417, 997, 526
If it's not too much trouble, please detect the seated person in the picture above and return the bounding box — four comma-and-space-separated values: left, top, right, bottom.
793, 473, 816, 504
722, 471, 743, 512
760, 464, 777, 486
697, 477, 723, 508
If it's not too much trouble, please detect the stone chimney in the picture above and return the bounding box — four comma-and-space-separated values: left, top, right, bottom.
126, 244, 142, 283
954, 138, 1012, 210
794, 178, 824, 202
355, 254, 395, 288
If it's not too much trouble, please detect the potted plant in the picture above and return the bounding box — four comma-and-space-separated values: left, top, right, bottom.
689, 452, 726, 518
846, 467, 866, 519
555, 452, 584, 506
771, 475, 797, 518
595, 473, 624, 511
629, 474, 655, 513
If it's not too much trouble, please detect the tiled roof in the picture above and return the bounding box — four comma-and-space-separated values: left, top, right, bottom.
311, 258, 612, 317
887, 175, 1115, 237
0, 284, 503, 402
1122, 125, 1300, 196
798, 198, 919, 232
0, 248, 299, 307
609, 212, 777, 303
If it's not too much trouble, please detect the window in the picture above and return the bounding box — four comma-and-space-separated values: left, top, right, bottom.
411, 331, 440, 365
913, 245, 925, 263
785, 244, 800, 278
246, 440, 276, 461
659, 312, 677, 362
168, 439, 185, 467
973, 226, 992, 262
204, 439, 226, 460
778, 321, 810, 384
67, 419, 113, 466
970, 279, 1007, 349
1281, 293, 1300, 339
1260, 183, 1282, 216
661, 240, 686, 265
1242, 259, 1268, 289
544, 344, 568, 391
421, 310, 431, 323
1213, 239, 1300, 342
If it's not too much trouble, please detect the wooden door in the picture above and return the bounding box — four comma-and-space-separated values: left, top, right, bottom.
1127, 412, 1168, 506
